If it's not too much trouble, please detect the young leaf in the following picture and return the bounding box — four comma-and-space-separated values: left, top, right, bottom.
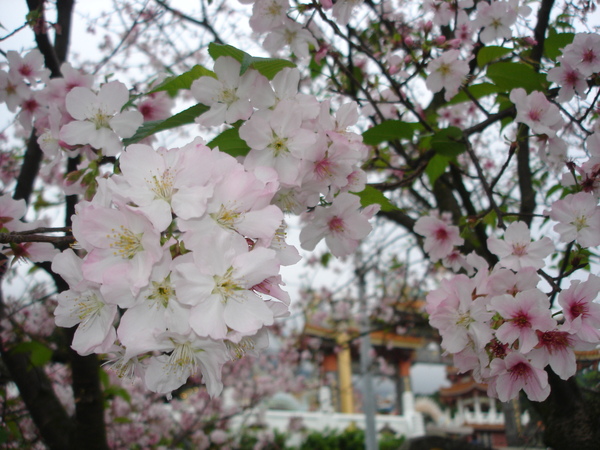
486, 62, 547, 93
448, 83, 500, 105
147, 65, 216, 97
362, 120, 418, 145
544, 31, 575, 61
207, 127, 251, 157
122, 103, 209, 146
208, 43, 295, 79
12, 341, 53, 367
425, 154, 451, 186
431, 127, 465, 157
477, 46, 513, 67
351, 185, 398, 212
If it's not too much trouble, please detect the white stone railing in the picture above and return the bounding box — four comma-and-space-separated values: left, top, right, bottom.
229, 392, 425, 440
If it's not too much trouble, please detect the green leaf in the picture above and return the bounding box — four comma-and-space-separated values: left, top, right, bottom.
309, 54, 325, 79
208, 43, 295, 80
123, 103, 209, 146
104, 385, 132, 403
0, 427, 9, 444
545, 182, 564, 199
431, 127, 465, 157
448, 82, 500, 105
425, 154, 451, 186
544, 31, 575, 61
208, 43, 246, 62
362, 120, 418, 145
148, 65, 216, 97
477, 46, 513, 67
12, 341, 52, 367
113, 417, 133, 424
351, 185, 398, 212
208, 127, 251, 157
487, 62, 546, 93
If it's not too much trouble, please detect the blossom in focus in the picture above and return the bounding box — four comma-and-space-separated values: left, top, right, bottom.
60, 81, 143, 156
549, 192, 600, 248
547, 58, 588, 103
425, 50, 470, 101
558, 275, 600, 343
414, 212, 464, 262
490, 289, 556, 354
191, 57, 258, 127
561, 32, 600, 76
144, 332, 229, 397
299, 193, 375, 257
487, 221, 552, 270
510, 88, 564, 137
489, 352, 550, 402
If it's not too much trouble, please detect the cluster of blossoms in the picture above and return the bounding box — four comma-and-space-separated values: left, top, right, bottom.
423, 232, 600, 402
191, 56, 378, 258
413, 31, 600, 404
1, 46, 376, 396
416, 89, 600, 403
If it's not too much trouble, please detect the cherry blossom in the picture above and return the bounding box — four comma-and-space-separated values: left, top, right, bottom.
414, 212, 464, 262
474, 1, 519, 44
487, 221, 553, 270
425, 50, 470, 101
489, 352, 550, 402
561, 33, 600, 77
191, 57, 258, 127
490, 289, 556, 354
547, 58, 588, 103
510, 88, 564, 137
172, 233, 279, 341
299, 193, 374, 257
59, 81, 143, 156
71, 201, 164, 295
558, 275, 600, 343
549, 192, 600, 248
144, 332, 230, 397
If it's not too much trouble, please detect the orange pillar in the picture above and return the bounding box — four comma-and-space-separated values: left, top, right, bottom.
399, 358, 412, 392
337, 332, 354, 413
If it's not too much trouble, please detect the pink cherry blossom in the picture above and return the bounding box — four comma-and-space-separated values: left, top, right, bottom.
191, 57, 257, 127
510, 88, 564, 137
561, 32, 600, 76
490, 288, 556, 354
558, 275, 600, 343
487, 221, 552, 270
144, 331, 229, 397
414, 212, 464, 262
109, 141, 215, 231
425, 50, 470, 101
6, 49, 50, 85
60, 81, 143, 156
52, 249, 118, 355
547, 58, 588, 102
263, 19, 318, 59
474, 1, 519, 44
428, 275, 494, 352
241, 101, 316, 186
249, 0, 289, 33
173, 233, 279, 341
489, 351, 550, 401
299, 193, 374, 257
71, 202, 163, 295
549, 191, 600, 248
528, 330, 577, 380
